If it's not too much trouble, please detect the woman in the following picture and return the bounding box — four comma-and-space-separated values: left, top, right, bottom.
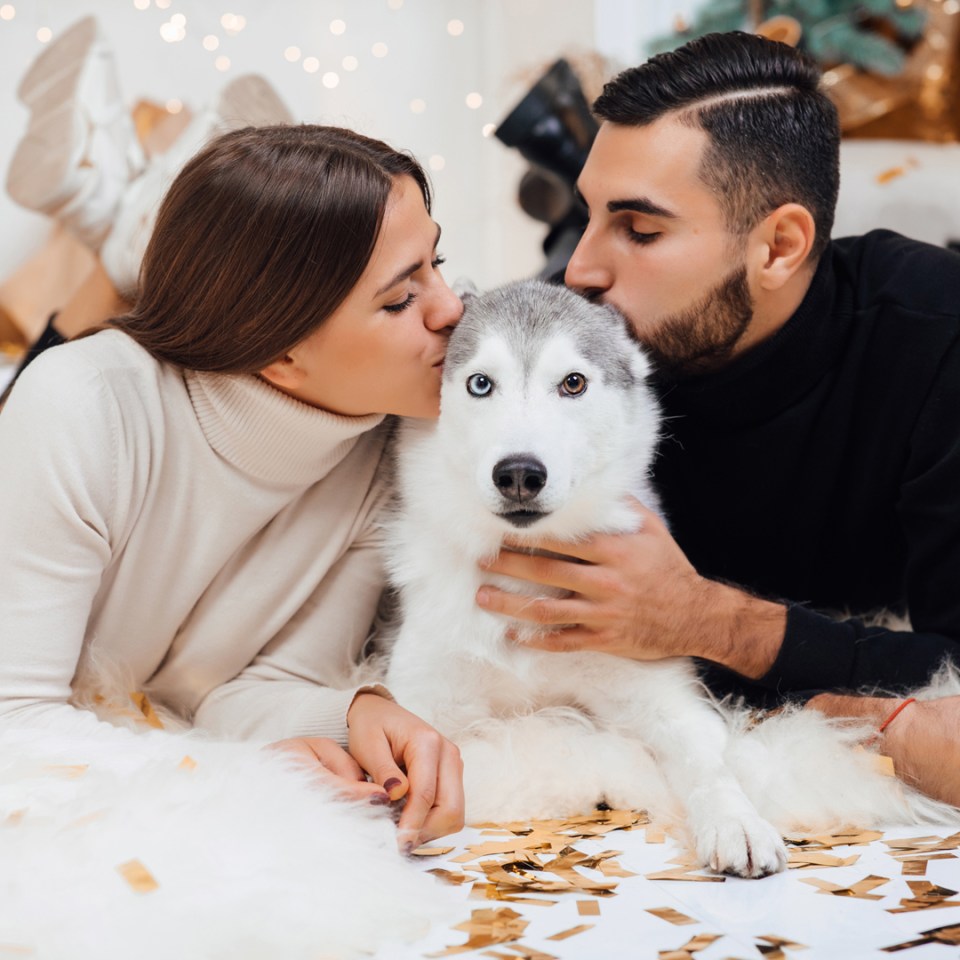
0, 123, 465, 852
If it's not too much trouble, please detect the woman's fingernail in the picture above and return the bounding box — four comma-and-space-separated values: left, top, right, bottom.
370, 793, 391, 806
383, 777, 401, 794
476, 587, 489, 605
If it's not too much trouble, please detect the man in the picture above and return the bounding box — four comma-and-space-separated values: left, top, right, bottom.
477, 31, 960, 804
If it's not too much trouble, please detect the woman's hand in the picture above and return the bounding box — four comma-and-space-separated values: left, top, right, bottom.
267, 736, 393, 804
346, 693, 465, 852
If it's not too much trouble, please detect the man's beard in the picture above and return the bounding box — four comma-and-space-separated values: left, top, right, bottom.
636, 265, 754, 377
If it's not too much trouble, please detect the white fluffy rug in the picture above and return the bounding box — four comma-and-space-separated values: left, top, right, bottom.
0, 721, 455, 960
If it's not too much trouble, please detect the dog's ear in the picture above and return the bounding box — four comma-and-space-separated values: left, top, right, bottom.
453, 276, 479, 301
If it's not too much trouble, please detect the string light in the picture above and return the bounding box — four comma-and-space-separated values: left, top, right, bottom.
303, 56, 320, 73
155, 0, 170, 8
215, 54, 231, 71
36, 26, 52, 42
329, 19, 346, 35
220, 13, 246, 35
322, 71, 339, 88
410, 98, 426, 113
171, 13, 186, 27
160, 20, 186, 42
133, 0, 150, 9
371, 41, 388, 57
482, 123, 495, 137
447, 19, 464, 36
0, 5, 16, 20
342, 55, 358, 70
429, 155, 445, 171
387, 0, 403, 8
945, 0, 959, 13
284, 45, 301, 62
203, 34, 219, 51
465, 92, 482, 109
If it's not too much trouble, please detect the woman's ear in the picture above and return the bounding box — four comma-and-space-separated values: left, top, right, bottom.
259, 352, 305, 391
753, 203, 816, 292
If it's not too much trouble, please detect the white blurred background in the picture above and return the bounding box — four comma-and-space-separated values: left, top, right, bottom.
0, 0, 709, 290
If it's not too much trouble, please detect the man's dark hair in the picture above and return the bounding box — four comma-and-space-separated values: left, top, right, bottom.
594, 31, 839, 260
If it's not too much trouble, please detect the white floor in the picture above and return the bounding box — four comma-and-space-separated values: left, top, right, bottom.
379, 819, 960, 960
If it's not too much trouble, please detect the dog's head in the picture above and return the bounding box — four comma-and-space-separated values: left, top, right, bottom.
437, 280, 660, 537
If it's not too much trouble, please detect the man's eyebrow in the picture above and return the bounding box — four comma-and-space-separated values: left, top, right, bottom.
375, 223, 443, 297
608, 198, 678, 219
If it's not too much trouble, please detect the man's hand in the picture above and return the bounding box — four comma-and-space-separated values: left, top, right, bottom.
808, 693, 960, 807
475, 498, 786, 679
346, 693, 465, 853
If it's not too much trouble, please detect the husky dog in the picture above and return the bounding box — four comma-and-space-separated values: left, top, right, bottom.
385, 280, 955, 878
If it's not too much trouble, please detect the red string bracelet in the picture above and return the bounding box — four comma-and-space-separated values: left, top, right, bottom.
877, 696, 917, 736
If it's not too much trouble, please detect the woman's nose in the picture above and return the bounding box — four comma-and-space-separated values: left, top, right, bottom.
427, 279, 463, 331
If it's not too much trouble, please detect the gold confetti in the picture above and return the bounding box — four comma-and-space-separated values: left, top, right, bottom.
901, 859, 928, 877
178, 755, 197, 771
882, 921, 960, 952
0, 946, 34, 956
411, 845, 455, 857
787, 850, 860, 870
887, 880, 960, 913
659, 932, 723, 958
4, 810, 26, 826
116, 858, 158, 894
426, 907, 528, 957
800, 874, 889, 900
546, 924, 595, 941
646, 825, 666, 843
757, 934, 808, 951
647, 906, 698, 925
43, 764, 88, 779
577, 900, 600, 916
785, 829, 884, 850
428, 868, 471, 885
130, 691, 164, 729
646, 867, 726, 882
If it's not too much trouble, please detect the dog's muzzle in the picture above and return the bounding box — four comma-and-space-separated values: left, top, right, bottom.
493, 455, 548, 527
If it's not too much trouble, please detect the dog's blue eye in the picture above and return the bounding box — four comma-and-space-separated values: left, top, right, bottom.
559, 372, 588, 397
467, 373, 493, 397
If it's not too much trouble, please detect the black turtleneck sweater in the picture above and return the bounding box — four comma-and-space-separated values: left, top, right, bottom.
650, 230, 960, 703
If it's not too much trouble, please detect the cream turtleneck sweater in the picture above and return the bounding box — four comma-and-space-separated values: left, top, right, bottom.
0, 330, 393, 744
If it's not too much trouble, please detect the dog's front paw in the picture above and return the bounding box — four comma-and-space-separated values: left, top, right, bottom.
694, 813, 787, 879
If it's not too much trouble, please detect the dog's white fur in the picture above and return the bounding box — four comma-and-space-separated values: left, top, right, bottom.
385, 279, 958, 878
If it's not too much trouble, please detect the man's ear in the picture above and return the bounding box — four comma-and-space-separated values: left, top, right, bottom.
259, 352, 305, 391
752, 203, 816, 291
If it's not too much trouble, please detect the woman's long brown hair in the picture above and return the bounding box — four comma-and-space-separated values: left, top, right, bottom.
109, 124, 431, 373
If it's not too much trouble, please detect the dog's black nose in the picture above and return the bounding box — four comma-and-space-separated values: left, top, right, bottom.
493, 456, 547, 503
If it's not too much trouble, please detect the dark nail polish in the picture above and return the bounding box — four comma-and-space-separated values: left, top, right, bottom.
383, 777, 401, 793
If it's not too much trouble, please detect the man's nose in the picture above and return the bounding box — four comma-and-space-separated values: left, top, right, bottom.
564, 228, 612, 295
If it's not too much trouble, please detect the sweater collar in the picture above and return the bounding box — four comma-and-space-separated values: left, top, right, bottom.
651, 247, 850, 426
185, 369, 384, 485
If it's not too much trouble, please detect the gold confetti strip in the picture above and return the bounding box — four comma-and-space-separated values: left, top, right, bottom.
799, 874, 889, 900
757, 934, 807, 951
469, 883, 557, 907
646, 867, 726, 882
412, 845, 456, 857
4, 809, 26, 826
65, 811, 106, 831
901, 860, 928, 877
887, 880, 960, 914
646, 825, 666, 843
178, 755, 197, 771
647, 906, 698, 926
116, 858, 158, 894
885, 833, 960, 854
785, 829, 884, 850
0, 946, 34, 956
43, 764, 88, 779
577, 900, 600, 916
546, 923, 595, 941
881, 921, 960, 952
425, 907, 527, 958
787, 850, 860, 870
658, 932, 723, 959
428, 868, 471, 885
130, 691, 164, 729
482, 947, 558, 960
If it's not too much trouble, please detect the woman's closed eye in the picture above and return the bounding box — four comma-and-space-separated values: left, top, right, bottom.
383, 255, 447, 314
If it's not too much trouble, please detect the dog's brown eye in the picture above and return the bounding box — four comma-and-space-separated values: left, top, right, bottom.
559, 372, 587, 397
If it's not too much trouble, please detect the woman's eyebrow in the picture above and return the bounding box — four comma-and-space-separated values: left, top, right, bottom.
375, 224, 443, 297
